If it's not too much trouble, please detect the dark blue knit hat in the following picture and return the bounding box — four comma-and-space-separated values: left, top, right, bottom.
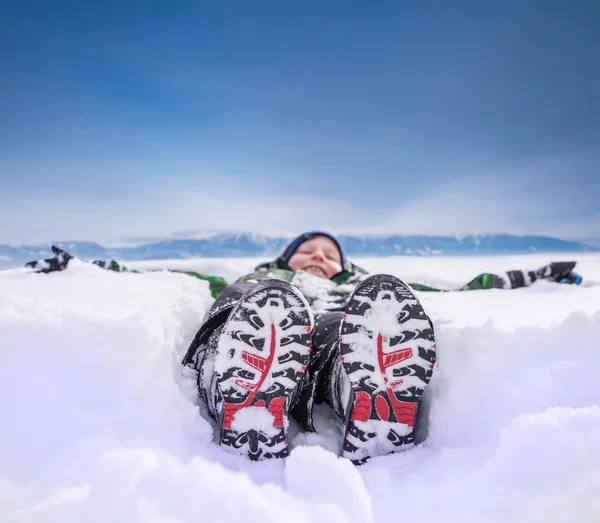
279, 231, 350, 273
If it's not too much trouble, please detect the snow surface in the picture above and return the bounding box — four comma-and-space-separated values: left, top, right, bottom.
1, 254, 600, 522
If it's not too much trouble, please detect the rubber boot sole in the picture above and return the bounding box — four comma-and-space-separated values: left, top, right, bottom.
215, 279, 314, 460
339, 274, 436, 464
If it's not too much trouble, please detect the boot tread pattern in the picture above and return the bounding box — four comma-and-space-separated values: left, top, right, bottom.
215, 280, 313, 460
340, 274, 436, 464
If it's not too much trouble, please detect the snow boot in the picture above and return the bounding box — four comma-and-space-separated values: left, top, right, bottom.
210, 279, 314, 460
336, 274, 436, 464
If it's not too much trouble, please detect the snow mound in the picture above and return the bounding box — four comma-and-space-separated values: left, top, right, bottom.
1, 255, 599, 522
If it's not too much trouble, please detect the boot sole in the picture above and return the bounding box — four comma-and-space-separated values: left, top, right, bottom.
340, 274, 436, 464
215, 279, 313, 460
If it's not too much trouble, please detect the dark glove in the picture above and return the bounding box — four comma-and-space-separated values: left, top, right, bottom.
536, 261, 582, 285
25, 246, 73, 273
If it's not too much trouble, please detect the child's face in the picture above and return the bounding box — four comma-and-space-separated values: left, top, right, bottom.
288, 236, 343, 279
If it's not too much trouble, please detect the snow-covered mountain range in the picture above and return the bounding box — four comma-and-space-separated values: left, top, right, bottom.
1, 233, 598, 269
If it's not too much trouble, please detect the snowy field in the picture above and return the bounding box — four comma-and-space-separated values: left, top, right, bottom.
1, 253, 600, 523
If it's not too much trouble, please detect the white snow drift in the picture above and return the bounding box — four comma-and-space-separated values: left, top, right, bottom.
1, 253, 599, 523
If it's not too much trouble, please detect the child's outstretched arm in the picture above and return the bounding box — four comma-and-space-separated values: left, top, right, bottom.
460, 261, 582, 291
25, 246, 229, 298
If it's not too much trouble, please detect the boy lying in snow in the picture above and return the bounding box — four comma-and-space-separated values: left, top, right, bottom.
26, 232, 582, 463
26, 237, 583, 297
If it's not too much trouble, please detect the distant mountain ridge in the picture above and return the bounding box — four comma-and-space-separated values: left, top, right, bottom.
1, 233, 598, 269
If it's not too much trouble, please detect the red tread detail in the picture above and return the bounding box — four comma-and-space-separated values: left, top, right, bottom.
268, 397, 285, 428
242, 351, 268, 372
222, 403, 242, 429
225, 322, 279, 426
375, 395, 390, 421
389, 398, 417, 427
382, 347, 413, 369
350, 391, 372, 422
234, 379, 257, 392
377, 332, 417, 427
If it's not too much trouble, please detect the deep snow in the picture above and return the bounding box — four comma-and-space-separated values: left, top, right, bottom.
1, 253, 599, 522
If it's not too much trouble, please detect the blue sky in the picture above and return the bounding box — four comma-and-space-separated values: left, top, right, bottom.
0, 0, 598, 246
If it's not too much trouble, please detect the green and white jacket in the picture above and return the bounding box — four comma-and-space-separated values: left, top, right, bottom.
234, 258, 370, 313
